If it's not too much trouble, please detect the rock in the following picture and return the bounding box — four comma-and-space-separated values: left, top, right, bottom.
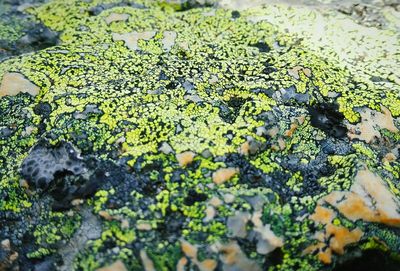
0, 72, 40, 97
0, 0, 399, 271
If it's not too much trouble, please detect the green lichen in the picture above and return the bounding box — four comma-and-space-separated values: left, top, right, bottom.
0, 0, 399, 270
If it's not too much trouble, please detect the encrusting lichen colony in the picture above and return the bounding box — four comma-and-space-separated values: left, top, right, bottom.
0, 0, 399, 270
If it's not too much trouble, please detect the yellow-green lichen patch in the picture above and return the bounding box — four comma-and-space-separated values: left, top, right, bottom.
0, 0, 399, 270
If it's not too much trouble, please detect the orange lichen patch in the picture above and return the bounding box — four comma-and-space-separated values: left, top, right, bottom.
303, 243, 332, 265
347, 106, 399, 143
383, 152, 397, 163
212, 167, 239, 185
180, 240, 216, 271
0, 72, 40, 97
181, 239, 198, 259
96, 260, 127, 271
239, 141, 250, 155
309, 206, 336, 225
284, 122, 298, 137
140, 250, 156, 271
323, 192, 376, 222
176, 151, 196, 167
112, 31, 156, 50
288, 66, 312, 80
176, 257, 188, 271
304, 224, 362, 264
326, 224, 363, 254
214, 241, 261, 271
98, 210, 114, 221
198, 259, 218, 271
323, 169, 400, 227
307, 167, 400, 263
104, 13, 129, 24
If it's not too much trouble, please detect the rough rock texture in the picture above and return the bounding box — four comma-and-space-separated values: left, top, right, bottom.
0, 0, 399, 270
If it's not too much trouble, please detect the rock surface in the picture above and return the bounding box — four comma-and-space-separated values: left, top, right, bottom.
0, 0, 399, 270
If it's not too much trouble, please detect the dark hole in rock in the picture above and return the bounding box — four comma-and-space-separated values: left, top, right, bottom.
333, 249, 400, 271
308, 103, 347, 138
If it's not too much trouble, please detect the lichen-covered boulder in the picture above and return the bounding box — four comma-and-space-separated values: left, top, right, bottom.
0, 0, 399, 270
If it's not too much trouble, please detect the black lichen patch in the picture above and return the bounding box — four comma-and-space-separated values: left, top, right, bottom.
33, 102, 52, 119
231, 10, 241, 19
184, 189, 208, 206
224, 153, 290, 200
218, 97, 249, 124
250, 42, 271, 53
21, 141, 86, 190
280, 153, 332, 197
308, 103, 347, 138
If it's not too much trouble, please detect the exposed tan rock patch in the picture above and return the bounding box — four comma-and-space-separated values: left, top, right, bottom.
288, 66, 312, 80
251, 211, 284, 255
112, 31, 156, 50
212, 241, 261, 271
0, 72, 40, 97
347, 106, 399, 143
203, 205, 216, 222
323, 168, 400, 227
105, 13, 129, 25
98, 210, 114, 221
306, 167, 400, 264
140, 250, 156, 271
180, 239, 217, 271
96, 260, 127, 271
136, 222, 152, 231
162, 31, 177, 51
227, 211, 251, 238
383, 152, 397, 163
